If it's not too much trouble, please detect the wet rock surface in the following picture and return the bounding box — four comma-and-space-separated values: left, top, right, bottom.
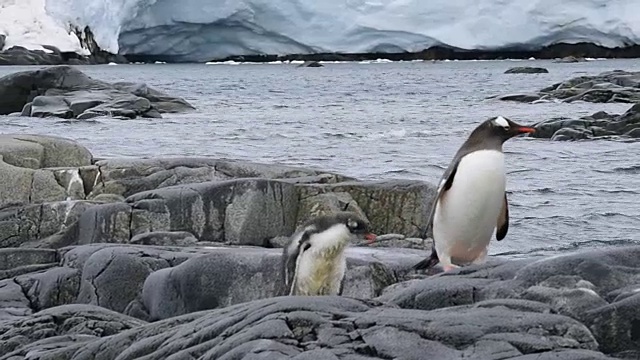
0, 133, 636, 359
498, 70, 640, 104
0, 65, 194, 119
530, 103, 640, 140
504, 66, 549, 74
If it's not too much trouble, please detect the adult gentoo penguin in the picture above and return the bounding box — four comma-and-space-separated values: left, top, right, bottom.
413, 116, 535, 272
282, 211, 377, 296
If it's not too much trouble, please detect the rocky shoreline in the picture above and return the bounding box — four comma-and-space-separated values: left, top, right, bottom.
3, 41, 640, 66
494, 70, 640, 141
0, 132, 638, 359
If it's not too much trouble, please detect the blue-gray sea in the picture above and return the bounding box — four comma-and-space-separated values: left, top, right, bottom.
1, 59, 639, 260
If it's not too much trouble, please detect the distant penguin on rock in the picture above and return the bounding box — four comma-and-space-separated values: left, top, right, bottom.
414, 116, 535, 272
282, 211, 377, 296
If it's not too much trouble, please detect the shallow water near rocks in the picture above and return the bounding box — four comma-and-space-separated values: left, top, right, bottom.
1, 59, 639, 260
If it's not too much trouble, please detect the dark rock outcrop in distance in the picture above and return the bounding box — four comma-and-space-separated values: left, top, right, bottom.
0, 65, 194, 119
191, 42, 640, 64
298, 60, 323, 68
530, 104, 640, 141
497, 70, 640, 104
505, 66, 549, 74
554, 56, 588, 63
0, 133, 637, 359
0, 27, 127, 66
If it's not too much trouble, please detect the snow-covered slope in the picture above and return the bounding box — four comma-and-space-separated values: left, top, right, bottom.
5, 0, 640, 61
0, 0, 88, 54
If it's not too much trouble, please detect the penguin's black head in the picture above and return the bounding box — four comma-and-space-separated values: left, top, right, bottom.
485, 116, 536, 142
333, 212, 377, 242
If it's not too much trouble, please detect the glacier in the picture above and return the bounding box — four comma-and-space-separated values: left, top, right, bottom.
0, 0, 88, 54
4, 0, 640, 62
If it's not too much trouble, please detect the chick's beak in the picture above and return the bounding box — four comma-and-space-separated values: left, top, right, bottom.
364, 233, 377, 243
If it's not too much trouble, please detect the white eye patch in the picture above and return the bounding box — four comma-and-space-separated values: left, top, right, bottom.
348, 219, 358, 228
494, 116, 509, 128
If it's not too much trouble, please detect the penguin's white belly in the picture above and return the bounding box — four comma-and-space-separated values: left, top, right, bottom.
434, 150, 506, 264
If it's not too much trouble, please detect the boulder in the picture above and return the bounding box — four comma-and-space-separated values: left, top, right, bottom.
0, 279, 33, 321
499, 70, 640, 104
0, 65, 194, 118
30, 95, 74, 118
0, 134, 92, 169
14, 266, 80, 312
0, 200, 99, 248
504, 67, 549, 74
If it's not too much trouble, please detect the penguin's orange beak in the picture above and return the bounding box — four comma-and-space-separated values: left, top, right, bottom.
516, 126, 536, 134
365, 233, 377, 243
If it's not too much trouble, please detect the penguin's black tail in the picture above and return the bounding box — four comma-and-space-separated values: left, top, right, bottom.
413, 247, 440, 271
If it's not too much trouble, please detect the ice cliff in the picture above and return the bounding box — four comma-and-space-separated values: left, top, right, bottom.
3, 0, 640, 62
0, 0, 88, 54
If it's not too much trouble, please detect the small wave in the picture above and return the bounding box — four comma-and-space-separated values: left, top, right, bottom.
613, 165, 640, 174
364, 129, 407, 140
512, 187, 555, 194
322, 132, 357, 139
600, 189, 638, 194
382, 169, 421, 176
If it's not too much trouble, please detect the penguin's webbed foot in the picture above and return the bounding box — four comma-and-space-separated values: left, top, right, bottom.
442, 264, 460, 272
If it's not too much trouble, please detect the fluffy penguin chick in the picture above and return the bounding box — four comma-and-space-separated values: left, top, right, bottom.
282, 211, 376, 296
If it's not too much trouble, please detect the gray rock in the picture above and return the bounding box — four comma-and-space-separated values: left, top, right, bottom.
129, 231, 198, 246
532, 103, 640, 140
1, 200, 99, 248
142, 245, 425, 321
500, 70, 640, 104
296, 191, 366, 227
75, 246, 177, 316
298, 179, 437, 238
125, 178, 299, 246
298, 61, 323, 68
505, 67, 549, 74
0, 134, 92, 169
0, 45, 63, 66
554, 56, 587, 63
30, 95, 74, 118
0, 249, 58, 270
496, 93, 542, 102
14, 266, 80, 312
0, 65, 194, 118
0, 296, 611, 360
0, 304, 144, 358
112, 82, 195, 113
624, 127, 640, 138
551, 127, 591, 141
382, 245, 640, 356
88, 157, 351, 199
0, 278, 33, 321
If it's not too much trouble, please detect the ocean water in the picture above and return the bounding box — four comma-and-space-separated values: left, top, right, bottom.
1, 59, 639, 259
